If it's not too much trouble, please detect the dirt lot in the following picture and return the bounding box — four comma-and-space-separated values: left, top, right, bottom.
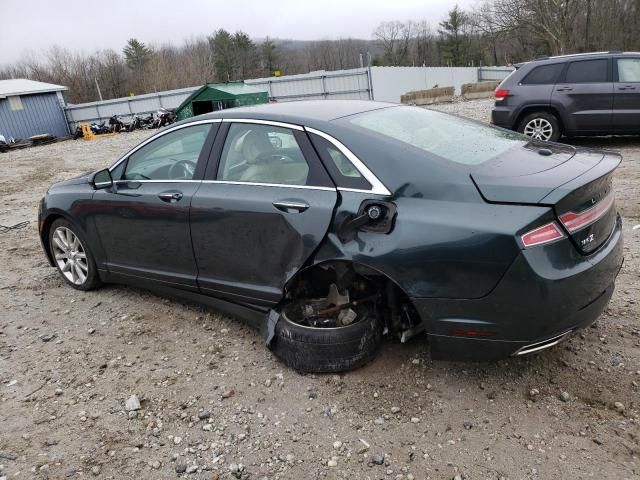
1, 100, 639, 480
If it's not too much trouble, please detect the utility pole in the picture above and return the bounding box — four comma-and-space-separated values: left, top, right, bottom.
94, 76, 103, 102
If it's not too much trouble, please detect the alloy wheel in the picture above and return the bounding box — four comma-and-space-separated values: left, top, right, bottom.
51, 226, 89, 285
523, 118, 554, 141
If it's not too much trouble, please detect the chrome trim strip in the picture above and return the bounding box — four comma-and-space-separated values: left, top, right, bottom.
201, 180, 336, 191
111, 179, 336, 191
513, 330, 572, 356
304, 126, 392, 196
114, 179, 200, 184
222, 118, 304, 131
108, 119, 223, 173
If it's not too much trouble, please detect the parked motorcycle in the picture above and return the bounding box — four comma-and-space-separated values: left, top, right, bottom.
90, 122, 111, 135
108, 115, 128, 133
128, 112, 155, 131
153, 108, 176, 128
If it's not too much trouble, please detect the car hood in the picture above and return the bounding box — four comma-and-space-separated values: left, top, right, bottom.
471, 142, 604, 204
50, 171, 93, 189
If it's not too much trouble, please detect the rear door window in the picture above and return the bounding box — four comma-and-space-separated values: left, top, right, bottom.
217, 123, 310, 186
521, 64, 564, 85
564, 59, 609, 83
616, 58, 640, 82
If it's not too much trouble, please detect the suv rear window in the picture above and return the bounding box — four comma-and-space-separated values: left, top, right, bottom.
522, 63, 564, 85
345, 106, 526, 166
564, 59, 608, 83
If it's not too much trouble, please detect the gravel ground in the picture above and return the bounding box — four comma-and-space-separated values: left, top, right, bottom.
1, 102, 639, 480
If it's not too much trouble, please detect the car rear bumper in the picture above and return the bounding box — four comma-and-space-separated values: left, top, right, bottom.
491, 106, 516, 129
414, 214, 623, 361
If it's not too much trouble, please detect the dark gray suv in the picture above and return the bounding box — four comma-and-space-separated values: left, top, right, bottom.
491, 52, 640, 141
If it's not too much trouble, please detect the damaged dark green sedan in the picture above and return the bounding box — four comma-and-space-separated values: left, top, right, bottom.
39, 100, 623, 372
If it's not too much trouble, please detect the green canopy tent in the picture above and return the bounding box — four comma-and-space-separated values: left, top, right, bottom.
174, 83, 269, 121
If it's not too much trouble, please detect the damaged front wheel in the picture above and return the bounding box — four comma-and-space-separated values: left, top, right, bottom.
269, 297, 383, 373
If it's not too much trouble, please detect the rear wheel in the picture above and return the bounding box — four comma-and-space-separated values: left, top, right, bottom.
270, 297, 384, 373
49, 219, 102, 291
518, 111, 561, 142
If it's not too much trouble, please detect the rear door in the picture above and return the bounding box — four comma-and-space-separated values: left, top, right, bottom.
612, 56, 640, 132
551, 58, 613, 133
191, 120, 337, 306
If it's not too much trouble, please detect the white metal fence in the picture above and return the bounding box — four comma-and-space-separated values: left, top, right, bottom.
63, 66, 514, 129
478, 66, 515, 81
63, 86, 199, 128
246, 68, 371, 102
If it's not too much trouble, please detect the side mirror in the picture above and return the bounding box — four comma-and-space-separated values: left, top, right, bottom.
92, 168, 113, 190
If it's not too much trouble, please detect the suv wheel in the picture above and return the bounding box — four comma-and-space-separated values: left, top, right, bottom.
518, 112, 561, 142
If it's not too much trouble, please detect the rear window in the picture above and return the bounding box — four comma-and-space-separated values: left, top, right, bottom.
345, 106, 526, 166
565, 59, 608, 83
522, 63, 564, 85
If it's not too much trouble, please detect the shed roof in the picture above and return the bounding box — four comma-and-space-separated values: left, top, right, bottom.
0, 79, 67, 99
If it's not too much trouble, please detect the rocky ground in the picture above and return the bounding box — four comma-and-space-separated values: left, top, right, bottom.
0, 100, 639, 480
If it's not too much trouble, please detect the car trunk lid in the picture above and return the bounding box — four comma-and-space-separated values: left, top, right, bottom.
472, 142, 621, 254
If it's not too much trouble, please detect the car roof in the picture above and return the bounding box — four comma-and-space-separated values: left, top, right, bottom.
522, 51, 640, 67
195, 99, 397, 126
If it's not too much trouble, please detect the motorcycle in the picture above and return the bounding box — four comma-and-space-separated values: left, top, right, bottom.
108, 115, 128, 133
90, 122, 111, 135
128, 112, 155, 131
152, 108, 176, 128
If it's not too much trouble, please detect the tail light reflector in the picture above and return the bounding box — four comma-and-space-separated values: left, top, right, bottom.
521, 222, 565, 248
495, 89, 510, 101
559, 192, 615, 233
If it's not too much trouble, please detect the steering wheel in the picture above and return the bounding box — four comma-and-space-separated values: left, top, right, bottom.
168, 159, 197, 179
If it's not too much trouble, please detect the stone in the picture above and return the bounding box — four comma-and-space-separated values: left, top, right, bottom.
186, 465, 198, 473
410, 417, 420, 424
614, 402, 625, 412
174, 436, 182, 445
333, 440, 342, 449
125, 395, 141, 411
175, 464, 187, 473
327, 459, 338, 467
391, 407, 401, 414
559, 391, 570, 402
90, 466, 101, 476
371, 454, 384, 465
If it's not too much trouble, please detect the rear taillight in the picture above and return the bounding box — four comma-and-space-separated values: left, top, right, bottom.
521, 222, 565, 248
495, 89, 510, 101
558, 191, 615, 233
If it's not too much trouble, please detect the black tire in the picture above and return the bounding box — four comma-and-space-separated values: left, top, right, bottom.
517, 111, 561, 142
270, 305, 384, 373
48, 218, 102, 291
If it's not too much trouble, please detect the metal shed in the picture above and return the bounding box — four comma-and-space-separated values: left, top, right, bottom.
175, 83, 269, 121
0, 79, 69, 140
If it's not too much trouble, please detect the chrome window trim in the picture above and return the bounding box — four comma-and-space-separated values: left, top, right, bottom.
112, 178, 336, 191
201, 180, 336, 192
108, 119, 222, 173
304, 127, 391, 196
222, 118, 304, 131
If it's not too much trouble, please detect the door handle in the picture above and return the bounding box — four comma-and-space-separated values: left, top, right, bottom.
272, 200, 309, 213
556, 87, 573, 92
158, 191, 183, 202
618, 85, 636, 91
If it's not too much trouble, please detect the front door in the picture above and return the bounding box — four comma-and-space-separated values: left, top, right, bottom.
612, 56, 640, 132
552, 58, 613, 133
191, 121, 337, 306
92, 122, 217, 287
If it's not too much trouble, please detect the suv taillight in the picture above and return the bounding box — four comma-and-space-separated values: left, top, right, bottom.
495, 89, 510, 101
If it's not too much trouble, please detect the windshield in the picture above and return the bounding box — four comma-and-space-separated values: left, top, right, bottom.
345, 106, 527, 166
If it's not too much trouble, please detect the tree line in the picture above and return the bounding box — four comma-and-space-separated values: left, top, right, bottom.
2, 0, 639, 104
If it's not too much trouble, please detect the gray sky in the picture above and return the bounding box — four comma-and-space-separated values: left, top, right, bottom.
0, 0, 476, 66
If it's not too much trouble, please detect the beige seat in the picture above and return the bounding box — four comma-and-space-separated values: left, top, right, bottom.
238, 130, 308, 185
